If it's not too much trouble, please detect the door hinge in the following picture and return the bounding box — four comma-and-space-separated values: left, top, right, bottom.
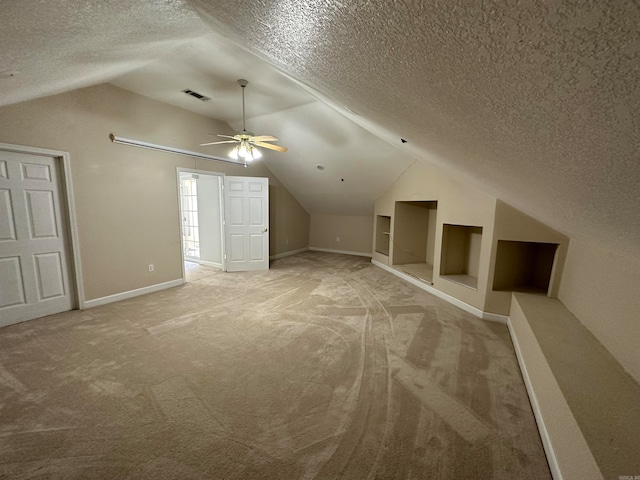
224, 254, 227, 260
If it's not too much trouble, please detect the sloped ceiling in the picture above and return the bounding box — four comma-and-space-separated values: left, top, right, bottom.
1, 1, 639, 258
109, 34, 411, 216
0, 1, 208, 105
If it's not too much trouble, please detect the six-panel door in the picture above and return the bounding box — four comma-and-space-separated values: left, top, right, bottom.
224, 176, 269, 272
0, 151, 72, 327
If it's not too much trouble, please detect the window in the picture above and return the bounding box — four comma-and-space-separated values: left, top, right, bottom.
179, 176, 200, 259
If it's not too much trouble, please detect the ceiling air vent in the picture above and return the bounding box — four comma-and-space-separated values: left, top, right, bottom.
182, 89, 210, 101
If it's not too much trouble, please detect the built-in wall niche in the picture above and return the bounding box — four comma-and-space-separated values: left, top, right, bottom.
440, 224, 483, 290
375, 215, 391, 256
392, 201, 438, 284
492, 240, 558, 294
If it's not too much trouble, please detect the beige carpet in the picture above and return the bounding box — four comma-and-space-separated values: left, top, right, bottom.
0, 251, 550, 479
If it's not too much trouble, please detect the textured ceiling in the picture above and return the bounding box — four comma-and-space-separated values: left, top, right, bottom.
186, 0, 640, 259
1, 1, 640, 258
110, 35, 317, 123
110, 32, 412, 216
0, 1, 208, 106
0, 1, 412, 217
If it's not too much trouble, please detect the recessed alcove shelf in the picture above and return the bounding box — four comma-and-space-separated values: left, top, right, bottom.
392, 201, 438, 284
440, 224, 483, 290
375, 215, 391, 256
492, 240, 558, 294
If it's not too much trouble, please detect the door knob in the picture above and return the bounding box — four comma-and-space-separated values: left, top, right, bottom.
262, 228, 268, 233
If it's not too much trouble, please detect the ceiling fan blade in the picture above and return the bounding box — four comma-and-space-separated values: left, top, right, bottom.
200, 140, 239, 146
254, 141, 288, 152
201, 81, 287, 152
250, 135, 279, 142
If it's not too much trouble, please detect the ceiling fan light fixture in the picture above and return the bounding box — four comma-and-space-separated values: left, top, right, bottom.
230, 141, 262, 161
203, 79, 288, 160
238, 143, 249, 158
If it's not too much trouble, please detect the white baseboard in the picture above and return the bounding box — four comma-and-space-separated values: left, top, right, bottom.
507, 310, 603, 479
507, 317, 561, 479
198, 259, 222, 269
309, 247, 372, 257
83, 278, 185, 309
270, 247, 309, 260
482, 311, 509, 324
371, 259, 508, 324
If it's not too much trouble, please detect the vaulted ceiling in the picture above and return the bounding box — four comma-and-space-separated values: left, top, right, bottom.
1, 1, 639, 258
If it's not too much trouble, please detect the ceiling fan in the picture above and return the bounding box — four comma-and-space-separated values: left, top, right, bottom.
200, 79, 288, 163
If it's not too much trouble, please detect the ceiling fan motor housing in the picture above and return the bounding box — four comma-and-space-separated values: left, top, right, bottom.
199, 78, 287, 153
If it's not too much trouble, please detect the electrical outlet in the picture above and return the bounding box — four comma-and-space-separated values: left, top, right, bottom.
285, 238, 289, 245
148, 264, 154, 272
336, 237, 340, 242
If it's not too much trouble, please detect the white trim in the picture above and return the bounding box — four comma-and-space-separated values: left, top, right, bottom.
507, 317, 561, 479
506, 302, 603, 480
371, 259, 507, 323
270, 247, 308, 260
60, 152, 85, 309
198, 259, 222, 269
177, 168, 187, 282
0, 142, 85, 309
218, 174, 226, 272
111, 134, 246, 166
83, 278, 184, 309
482, 311, 509, 324
309, 247, 372, 257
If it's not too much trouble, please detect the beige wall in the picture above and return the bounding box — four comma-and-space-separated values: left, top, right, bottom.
374, 160, 638, 386
270, 185, 310, 254
0, 84, 309, 301
373, 163, 573, 316
558, 240, 640, 383
392, 202, 429, 265
309, 214, 373, 254
486, 201, 569, 314
374, 161, 497, 310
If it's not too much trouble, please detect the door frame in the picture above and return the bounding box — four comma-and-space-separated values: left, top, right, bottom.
176, 167, 226, 280
0, 142, 84, 310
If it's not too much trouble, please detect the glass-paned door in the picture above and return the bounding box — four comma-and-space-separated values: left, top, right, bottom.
179, 175, 200, 259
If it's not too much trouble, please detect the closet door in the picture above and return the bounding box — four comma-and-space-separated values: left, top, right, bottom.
0, 151, 73, 327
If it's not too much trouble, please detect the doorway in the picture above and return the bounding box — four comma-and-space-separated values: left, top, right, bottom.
176, 169, 270, 278
178, 170, 224, 273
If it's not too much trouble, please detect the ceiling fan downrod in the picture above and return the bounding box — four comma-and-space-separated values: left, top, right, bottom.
238, 78, 248, 133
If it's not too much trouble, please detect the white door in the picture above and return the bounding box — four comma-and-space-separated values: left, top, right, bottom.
0, 151, 73, 327
224, 176, 269, 272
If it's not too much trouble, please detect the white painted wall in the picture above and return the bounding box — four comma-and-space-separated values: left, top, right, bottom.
197, 174, 222, 266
